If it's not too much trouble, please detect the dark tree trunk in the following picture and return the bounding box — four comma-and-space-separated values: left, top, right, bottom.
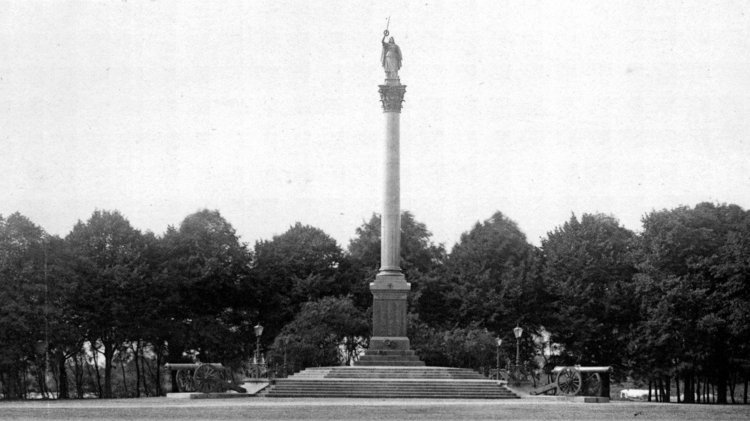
119, 356, 128, 397
154, 342, 163, 396
744, 375, 748, 404
655, 378, 661, 402
57, 351, 69, 399
133, 343, 141, 398
648, 379, 652, 402
103, 342, 115, 399
664, 375, 671, 403
138, 343, 150, 396
22, 364, 29, 399
685, 372, 695, 403
139, 344, 150, 396
676, 373, 681, 403
0, 370, 23, 400
717, 369, 727, 404
712, 381, 716, 403
702, 377, 708, 403
90, 347, 103, 398
73, 353, 84, 399
34, 363, 48, 399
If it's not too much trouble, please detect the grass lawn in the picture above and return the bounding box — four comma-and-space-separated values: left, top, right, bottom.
0, 397, 749, 421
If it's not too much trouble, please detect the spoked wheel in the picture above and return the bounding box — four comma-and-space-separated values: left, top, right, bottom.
556, 367, 582, 396
193, 364, 227, 393
583, 372, 602, 396
175, 369, 195, 392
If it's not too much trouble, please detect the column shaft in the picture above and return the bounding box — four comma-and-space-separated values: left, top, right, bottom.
381, 112, 401, 273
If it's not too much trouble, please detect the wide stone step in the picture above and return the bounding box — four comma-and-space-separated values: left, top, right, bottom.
273, 381, 506, 387
266, 366, 519, 399
355, 360, 426, 366
269, 392, 514, 397
326, 372, 484, 378
324, 367, 486, 379
358, 354, 423, 361
271, 386, 510, 392
268, 394, 515, 399
270, 388, 513, 395
363, 350, 418, 356
267, 390, 517, 398
267, 386, 515, 394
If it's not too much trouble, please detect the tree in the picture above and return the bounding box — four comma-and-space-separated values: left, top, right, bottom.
541, 213, 638, 368
43, 235, 83, 399
409, 318, 497, 373
253, 223, 345, 341
0, 213, 48, 399
268, 296, 369, 371
159, 210, 255, 368
65, 210, 146, 398
439, 211, 536, 336
344, 211, 446, 310
633, 203, 750, 404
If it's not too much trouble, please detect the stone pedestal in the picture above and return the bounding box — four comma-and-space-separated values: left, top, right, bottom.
369, 273, 410, 351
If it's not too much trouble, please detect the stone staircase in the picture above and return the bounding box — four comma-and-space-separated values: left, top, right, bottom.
265, 366, 518, 399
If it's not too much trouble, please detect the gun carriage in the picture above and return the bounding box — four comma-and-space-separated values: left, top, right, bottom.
165, 362, 262, 394
531, 365, 611, 397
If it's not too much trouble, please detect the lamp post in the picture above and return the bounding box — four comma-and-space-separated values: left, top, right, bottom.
513, 325, 523, 367
254, 323, 264, 364
495, 338, 503, 380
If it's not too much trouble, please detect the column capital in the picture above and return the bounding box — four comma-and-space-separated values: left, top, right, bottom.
378, 84, 407, 113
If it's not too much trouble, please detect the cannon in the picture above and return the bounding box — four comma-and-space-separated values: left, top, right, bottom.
531, 365, 611, 397
165, 363, 247, 394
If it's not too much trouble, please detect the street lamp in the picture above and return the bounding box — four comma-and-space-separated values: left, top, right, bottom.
254, 323, 264, 364
495, 338, 503, 380
513, 325, 523, 367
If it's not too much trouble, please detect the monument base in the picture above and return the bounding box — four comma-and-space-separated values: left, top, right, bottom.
355, 271, 424, 366
369, 336, 412, 351
355, 348, 424, 366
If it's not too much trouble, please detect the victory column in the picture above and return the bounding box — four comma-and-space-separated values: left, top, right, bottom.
357, 27, 422, 365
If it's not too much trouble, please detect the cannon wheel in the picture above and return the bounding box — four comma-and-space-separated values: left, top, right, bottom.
176, 369, 195, 392
556, 367, 582, 396
194, 364, 227, 393
583, 372, 602, 396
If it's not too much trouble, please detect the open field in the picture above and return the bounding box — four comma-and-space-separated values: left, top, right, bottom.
1, 398, 748, 421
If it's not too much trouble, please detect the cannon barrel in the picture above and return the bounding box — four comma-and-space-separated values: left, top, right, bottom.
551, 365, 611, 373
165, 363, 223, 370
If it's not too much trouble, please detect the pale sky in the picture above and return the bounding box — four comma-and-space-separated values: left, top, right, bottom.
2, 0, 749, 249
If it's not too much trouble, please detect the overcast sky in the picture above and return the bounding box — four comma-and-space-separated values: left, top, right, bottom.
2, 0, 749, 250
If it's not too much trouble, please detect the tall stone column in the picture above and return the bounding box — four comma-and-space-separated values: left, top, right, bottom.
368, 79, 411, 353
355, 31, 422, 366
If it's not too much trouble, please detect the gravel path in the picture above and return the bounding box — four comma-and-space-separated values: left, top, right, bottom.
1, 397, 748, 421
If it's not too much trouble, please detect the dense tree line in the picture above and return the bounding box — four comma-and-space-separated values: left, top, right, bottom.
0, 203, 748, 403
